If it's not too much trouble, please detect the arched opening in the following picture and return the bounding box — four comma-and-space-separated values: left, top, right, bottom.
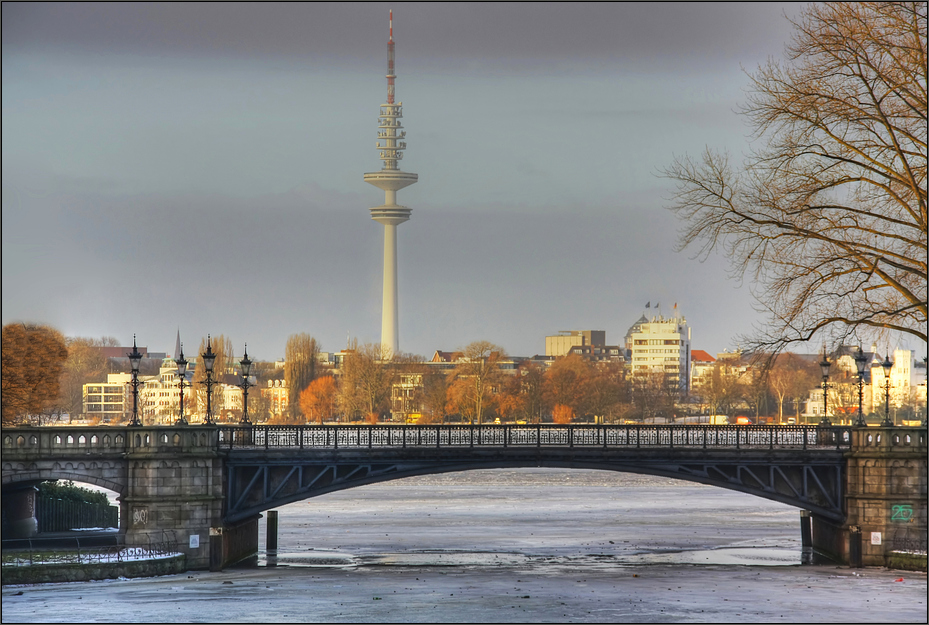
1, 479, 121, 542
33, 480, 121, 534
252, 468, 803, 569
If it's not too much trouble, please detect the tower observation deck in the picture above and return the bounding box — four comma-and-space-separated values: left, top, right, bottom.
364, 11, 417, 356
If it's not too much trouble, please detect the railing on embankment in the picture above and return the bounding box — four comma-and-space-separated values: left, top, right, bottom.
217, 424, 853, 451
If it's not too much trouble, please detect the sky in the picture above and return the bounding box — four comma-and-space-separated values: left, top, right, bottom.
2, 2, 815, 362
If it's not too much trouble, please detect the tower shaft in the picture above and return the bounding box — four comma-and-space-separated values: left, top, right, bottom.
381, 222, 399, 354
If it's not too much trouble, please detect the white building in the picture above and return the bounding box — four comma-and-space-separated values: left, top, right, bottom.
83, 373, 132, 423
628, 314, 692, 393
870, 348, 918, 412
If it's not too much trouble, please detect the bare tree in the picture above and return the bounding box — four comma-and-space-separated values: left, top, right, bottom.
700, 363, 744, 417
664, 3, 927, 351
447, 341, 506, 425
57, 337, 108, 418
284, 333, 320, 419
338, 340, 394, 420
769, 353, 817, 423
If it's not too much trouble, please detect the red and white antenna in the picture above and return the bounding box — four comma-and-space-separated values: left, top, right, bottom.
387, 10, 396, 104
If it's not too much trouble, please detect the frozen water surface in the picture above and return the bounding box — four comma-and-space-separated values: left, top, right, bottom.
3, 468, 926, 623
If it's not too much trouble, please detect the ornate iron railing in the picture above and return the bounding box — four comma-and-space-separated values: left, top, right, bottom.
217, 424, 853, 451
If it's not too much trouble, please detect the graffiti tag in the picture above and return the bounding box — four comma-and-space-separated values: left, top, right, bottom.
891, 504, 913, 523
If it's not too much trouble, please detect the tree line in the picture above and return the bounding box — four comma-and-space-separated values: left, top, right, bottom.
3, 322, 918, 427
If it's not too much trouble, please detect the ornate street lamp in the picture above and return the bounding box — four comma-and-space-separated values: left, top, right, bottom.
818, 351, 832, 426
854, 346, 868, 427
881, 354, 894, 426
239, 346, 253, 425
199, 335, 217, 425
176, 346, 189, 426
127, 335, 144, 427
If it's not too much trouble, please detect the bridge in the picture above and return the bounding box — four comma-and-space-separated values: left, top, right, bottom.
2, 424, 926, 570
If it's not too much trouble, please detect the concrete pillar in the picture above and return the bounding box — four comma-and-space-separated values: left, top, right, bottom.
799, 510, 812, 547
267, 510, 279, 554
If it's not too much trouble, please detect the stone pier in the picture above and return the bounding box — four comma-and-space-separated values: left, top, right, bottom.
818, 426, 927, 568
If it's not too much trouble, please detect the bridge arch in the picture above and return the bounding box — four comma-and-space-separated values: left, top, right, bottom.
223, 453, 845, 525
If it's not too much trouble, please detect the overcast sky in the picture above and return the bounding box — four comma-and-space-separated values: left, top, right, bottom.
3, 2, 815, 361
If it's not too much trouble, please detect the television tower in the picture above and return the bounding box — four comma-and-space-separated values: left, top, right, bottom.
364, 10, 417, 357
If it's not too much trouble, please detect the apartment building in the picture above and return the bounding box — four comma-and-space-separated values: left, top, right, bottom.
628, 315, 692, 393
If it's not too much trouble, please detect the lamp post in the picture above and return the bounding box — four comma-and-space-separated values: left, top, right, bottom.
881, 354, 894, 426
854, 346, 868, 427
127, 335, 144, 427
199, 335, 217, 425
239, 346, 252, 425
176, 346, 189, 426
818, 351, 832, 426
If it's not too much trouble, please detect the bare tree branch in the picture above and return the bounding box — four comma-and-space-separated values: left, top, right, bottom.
664, 2, 927, 352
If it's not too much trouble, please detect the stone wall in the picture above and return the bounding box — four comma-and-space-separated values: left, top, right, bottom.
845, 427, 927, 568
1, 555, 186, 585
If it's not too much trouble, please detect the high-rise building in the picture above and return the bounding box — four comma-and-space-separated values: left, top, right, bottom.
364, 11, 417, 356
628, 313, 692, 393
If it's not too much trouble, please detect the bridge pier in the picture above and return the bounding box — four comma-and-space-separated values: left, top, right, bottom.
1, 484, 38, 538
122, 428, 226, 570
838, 427, 927, 568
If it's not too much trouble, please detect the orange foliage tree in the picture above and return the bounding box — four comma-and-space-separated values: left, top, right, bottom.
2, 323, 68, 424
544, 354, 592, 419
299, 376, 337, 424
552, 404, 575, 424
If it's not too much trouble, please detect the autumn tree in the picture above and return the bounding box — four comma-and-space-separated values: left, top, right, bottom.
516, 361, 546, 423
494, 372, 527, 424
285, 333, 320, 419
417, 369, 449, 424
446, 341, 506, 425
2, 323, 68, 424
551, 404, 575, 424
664, 3, 927, 352
299, 376, 338, 424
543, 354, 592, 419
586, 362, 626, 423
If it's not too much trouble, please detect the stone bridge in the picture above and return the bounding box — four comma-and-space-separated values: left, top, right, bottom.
2, 424, 925, 569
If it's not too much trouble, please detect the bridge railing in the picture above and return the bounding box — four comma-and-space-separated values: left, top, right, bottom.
216, 424, 852, 451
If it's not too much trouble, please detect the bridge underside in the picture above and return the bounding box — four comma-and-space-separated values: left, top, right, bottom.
224, 448, 846, 524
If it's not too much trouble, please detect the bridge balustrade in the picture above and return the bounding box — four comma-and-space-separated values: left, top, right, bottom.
216, 424, 852, 451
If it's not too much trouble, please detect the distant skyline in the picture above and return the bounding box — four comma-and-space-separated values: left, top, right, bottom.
7, 2, 917, 361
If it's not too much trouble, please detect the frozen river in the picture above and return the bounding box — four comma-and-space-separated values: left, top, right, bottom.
3, 468, 926, 622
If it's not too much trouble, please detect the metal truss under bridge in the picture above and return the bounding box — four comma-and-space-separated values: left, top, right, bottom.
219, 424, 850, 524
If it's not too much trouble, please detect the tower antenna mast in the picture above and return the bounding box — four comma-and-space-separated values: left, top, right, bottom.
364, 11, 418, 357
